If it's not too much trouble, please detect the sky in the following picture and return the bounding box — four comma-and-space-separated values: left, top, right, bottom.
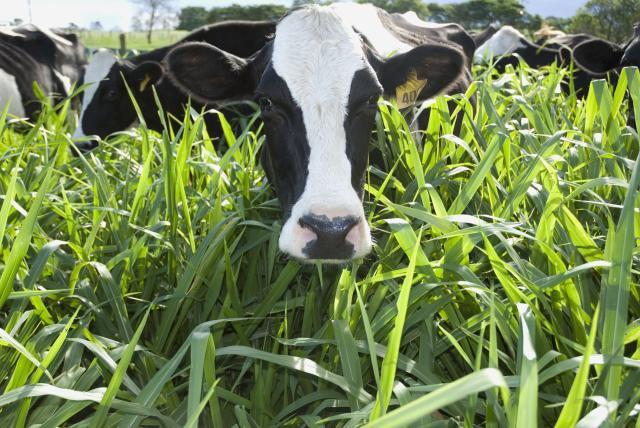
3, 0, 588, 31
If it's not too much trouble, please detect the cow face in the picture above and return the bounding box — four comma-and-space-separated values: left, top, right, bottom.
165, 6, 465, 262
474, 26, 527, 63
73, 49, 163, 151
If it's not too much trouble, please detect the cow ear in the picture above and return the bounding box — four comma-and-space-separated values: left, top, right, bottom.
572, 39, 623, 74
375, 44, 465, 108
164, 42, 256, 103
129, 61, 164, 92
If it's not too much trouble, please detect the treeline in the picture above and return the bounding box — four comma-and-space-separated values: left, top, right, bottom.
177, 0, 640, 43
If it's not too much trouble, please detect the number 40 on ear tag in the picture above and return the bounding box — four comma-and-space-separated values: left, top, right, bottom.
395, 69, 428, 109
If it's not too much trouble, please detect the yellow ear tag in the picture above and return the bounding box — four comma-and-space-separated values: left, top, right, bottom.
139, 74, 151, 92
395, 69, 427, 109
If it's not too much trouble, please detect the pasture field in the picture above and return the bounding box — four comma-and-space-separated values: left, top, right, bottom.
78, 30, 188, 51
0, 63, 639, 427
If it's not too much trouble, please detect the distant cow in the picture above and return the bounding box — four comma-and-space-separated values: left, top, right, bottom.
72, 20, 276, 151
474, 26, 563, 71
165, 3, 474, 262
0, 25, 86, 119
534, 24, 567, 45
564, 25, 640, 128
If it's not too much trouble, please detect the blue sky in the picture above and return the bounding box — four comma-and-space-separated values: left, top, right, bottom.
4, 0, 588, 31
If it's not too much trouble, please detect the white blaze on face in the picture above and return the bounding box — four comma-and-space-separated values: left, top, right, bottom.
73, 49, 116, 140
474, 26, 527, 63
0, 68, 25, 117
273, 5, 384, 261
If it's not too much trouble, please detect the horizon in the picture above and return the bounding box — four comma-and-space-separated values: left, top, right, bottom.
4, 0, 588, 31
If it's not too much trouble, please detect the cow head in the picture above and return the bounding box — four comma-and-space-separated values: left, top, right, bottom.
3, 25, 87, 96
474, 26, 527, 63
570, 24, 640, 74
73, 49, 163, 151
165, 5, 465, 262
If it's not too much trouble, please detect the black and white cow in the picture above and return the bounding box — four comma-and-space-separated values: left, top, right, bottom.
474, 26, 563, 71
164, 3, 473, 262
72, 20, 275, 151
0, 25, 86, 119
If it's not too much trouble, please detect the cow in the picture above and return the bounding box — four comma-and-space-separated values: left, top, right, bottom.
474, 25, 564, 71
72, 20, 276, 152
164, 3, 474, 262
0, 25, 86, 120
565, 24, 640, 128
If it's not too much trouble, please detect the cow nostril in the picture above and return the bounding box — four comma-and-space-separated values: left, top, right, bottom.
299, 215, 359, 239
299, 214, 360, 260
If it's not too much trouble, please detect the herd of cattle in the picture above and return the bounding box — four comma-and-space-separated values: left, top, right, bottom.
1, 3, 639, 262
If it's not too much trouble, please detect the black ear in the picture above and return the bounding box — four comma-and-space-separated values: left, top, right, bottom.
127, 61, 164, 92
572, 39, 623, 74
558, 46, 573, 66
375, 44, 465, 107
164, 41, 256, 103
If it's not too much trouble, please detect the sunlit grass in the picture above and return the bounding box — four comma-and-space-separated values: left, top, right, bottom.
78, 30, 188, 51
0, 63, 639, 426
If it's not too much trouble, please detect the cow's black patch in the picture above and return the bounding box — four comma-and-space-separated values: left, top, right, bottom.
345, 68, 382, 195
257, 65, 310, 219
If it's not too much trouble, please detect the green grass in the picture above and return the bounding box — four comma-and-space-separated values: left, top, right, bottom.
0, 62, 639, 426
78, 30, 188, 51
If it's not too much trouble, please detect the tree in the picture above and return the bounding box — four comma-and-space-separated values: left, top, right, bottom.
569, 0, 640, 42
131, 16, 143, 32
358, 0, 429, 18
177, 6, 209, 31
90, 21, 103, 31
207, 4, 288, 22
541, 16, 572, 33
292, 0, 322, 6
425, 0, 541, 32
130, 0, 175, 44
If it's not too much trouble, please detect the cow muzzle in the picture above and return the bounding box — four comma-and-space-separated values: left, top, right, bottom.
279, 205, 372, 263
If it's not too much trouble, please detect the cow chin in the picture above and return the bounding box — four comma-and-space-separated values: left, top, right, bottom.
278, 197, 372, 263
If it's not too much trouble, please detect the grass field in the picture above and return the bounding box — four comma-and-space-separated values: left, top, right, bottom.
0, 62, 639, 427
78, 30, 187, 51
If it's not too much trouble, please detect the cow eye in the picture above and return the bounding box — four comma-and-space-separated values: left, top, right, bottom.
258, 96, 273, 111
104, 88, 118, 101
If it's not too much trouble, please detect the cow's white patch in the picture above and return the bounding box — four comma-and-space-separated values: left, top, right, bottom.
73, 49, 116, 140
13, 24, 73, 47
39, 27, 73, 47
0, 27, 26, 38
54, 70, 72, 95
274, 4, 409, 260
331, 2, 411, 57
399, 11, 448, 29
474, 26, 527, 63
0, 68, 25, 117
